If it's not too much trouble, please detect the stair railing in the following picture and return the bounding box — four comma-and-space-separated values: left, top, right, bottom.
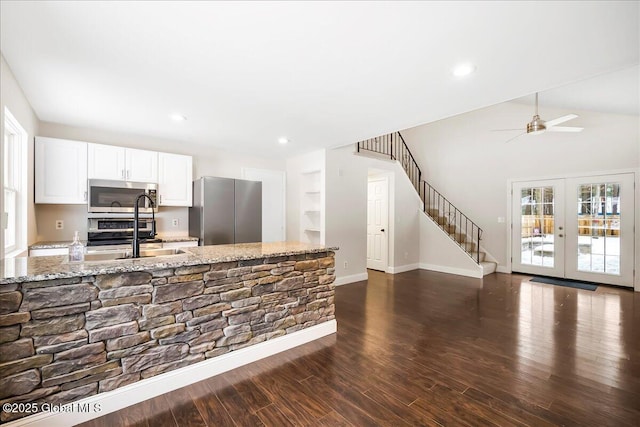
423, 181, 483, 263
356, 131, 483, 264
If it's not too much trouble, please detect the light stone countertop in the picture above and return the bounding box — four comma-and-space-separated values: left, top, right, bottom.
28, 240, 81, 249
0, 242, 337, 285
29, 236, 199, 250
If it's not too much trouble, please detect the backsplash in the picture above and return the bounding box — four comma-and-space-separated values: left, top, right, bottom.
35, 205, 189, 242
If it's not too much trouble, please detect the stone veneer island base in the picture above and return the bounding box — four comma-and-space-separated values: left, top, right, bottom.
0, 242, 336, 425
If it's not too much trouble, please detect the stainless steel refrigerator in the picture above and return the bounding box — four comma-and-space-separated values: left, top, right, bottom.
189, 177, 262, 245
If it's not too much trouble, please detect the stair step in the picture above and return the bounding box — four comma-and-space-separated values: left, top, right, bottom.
460, 241, 477, 252
442, 224, 456, 233
449, 232, 468, 243
480, 261, 497, 276
469, 252, 486, 262
435, 216, 449, 226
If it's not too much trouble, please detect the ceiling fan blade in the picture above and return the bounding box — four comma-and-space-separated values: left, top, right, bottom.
505, 132, 526, 143
545, 114, 578, 127
547, 126, 584, 132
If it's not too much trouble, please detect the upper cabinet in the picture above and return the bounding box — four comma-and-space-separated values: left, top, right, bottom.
158, 152, 193, 206
88, 143, 158, 182
36, 137, 191, 206
35, 137, 88, 204
126, 148, 158, 182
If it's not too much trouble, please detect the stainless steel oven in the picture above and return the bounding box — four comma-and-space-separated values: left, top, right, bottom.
87, 217, 159, 247
88, 179, 157, 214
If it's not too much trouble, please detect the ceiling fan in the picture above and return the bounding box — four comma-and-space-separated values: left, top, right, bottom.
495, 92, 584, 143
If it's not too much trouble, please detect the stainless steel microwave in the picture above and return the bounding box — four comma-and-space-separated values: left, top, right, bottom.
87, 179, 157, 214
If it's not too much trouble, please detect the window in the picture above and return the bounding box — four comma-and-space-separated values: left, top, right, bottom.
3, 108, 27, 257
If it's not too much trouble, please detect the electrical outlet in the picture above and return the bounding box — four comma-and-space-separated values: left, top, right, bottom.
55, 220, 64, 230
171, 218, 179, 227
343, 261, 348, 269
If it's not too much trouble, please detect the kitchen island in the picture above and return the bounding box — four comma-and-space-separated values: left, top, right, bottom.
0, 242, 337, 424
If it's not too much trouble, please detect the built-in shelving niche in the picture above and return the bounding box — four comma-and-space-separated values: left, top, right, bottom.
300, 169, 323, 244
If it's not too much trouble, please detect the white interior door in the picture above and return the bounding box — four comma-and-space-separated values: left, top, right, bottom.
367, 176, 389, 271
512, 179, 565, 278
512, 173, 635, 287
242, 168, 286, 242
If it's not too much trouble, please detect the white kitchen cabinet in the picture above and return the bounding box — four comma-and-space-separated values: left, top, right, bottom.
126, 148, 158, 182
29, 247, 69, 257
158, 153, 193, 206
35, 137, 88, 204
162, 240, 198, 249
87, 143, 124, 180
88, 143, 157, 182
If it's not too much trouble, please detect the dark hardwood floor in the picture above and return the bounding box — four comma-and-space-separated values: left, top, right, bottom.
79, 270, 640, 426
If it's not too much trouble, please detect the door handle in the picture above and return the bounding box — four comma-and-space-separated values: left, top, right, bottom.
558, 234, 564, 237
558, 226, 564, 230
380, 229, 385, 232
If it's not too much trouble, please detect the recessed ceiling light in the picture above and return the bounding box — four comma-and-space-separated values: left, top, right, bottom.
452, 63, 476, 77
278, 137, 289, 144
170, 113, 187, 121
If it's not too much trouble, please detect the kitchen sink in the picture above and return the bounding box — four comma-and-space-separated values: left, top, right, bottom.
82, 248, 187, 262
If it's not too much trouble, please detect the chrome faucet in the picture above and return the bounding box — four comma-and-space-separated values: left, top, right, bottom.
132, 193, 156, 258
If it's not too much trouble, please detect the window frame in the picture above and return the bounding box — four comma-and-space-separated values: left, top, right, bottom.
2, 107, 28, 258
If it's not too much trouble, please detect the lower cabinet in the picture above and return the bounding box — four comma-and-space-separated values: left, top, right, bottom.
29, 247, 69, 257
162, 240, 198, 249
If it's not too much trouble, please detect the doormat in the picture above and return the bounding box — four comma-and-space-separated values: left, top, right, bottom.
530, 276, 598, 291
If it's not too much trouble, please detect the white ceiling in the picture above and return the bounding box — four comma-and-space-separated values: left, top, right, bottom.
512, 65, 639, 116
1, 1, 638, 158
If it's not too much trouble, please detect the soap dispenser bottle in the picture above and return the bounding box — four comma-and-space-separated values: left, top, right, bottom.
69, 231, 85, 262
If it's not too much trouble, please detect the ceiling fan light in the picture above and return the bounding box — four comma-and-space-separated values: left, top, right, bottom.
526, 115, 546, 135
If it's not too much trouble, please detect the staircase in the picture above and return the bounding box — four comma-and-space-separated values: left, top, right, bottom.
357, 132, 496, 275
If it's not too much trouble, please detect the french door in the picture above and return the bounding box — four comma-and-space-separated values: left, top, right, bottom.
512, 173, 634, 287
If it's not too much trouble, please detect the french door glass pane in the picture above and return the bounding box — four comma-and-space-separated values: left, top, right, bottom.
520, 186, 554, 267
577, 183, 620, 275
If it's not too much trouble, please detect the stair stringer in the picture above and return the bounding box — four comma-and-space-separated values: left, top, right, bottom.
418, 212, 483, 278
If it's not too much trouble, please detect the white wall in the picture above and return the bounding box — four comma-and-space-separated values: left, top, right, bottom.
402, 101, 640, 287
35, 122, 285, 241
35, 205, 189, 242
0, 55, 39, 255
324, 145, 421, 283
419, 214, 482, 278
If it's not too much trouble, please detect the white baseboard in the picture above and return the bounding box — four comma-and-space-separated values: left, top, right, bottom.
334, 272, 368, 286
419, 263, 483, 279
7, 320, 337, 427
387, 263, 419, 274
496, 265, 510, 274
